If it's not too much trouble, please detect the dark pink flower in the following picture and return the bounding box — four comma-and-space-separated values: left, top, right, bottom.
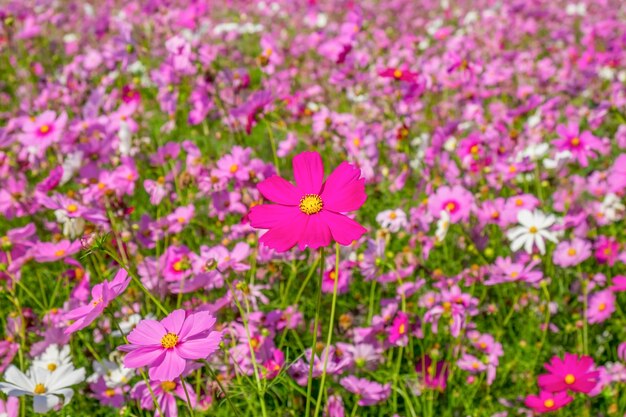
525, 390, 573, 413
538, 353, 599, 394
248, 152, 367, 252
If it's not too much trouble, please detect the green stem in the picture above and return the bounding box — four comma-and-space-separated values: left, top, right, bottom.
305, 247, 324, 417
180, 379, 196, 417
313, 243, 340, 417
204, 361, 241, 417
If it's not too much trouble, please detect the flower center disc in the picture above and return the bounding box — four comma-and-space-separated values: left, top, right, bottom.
160, 332, 179, 349
543, 399, 554, 408
161, 381, 177, 392
299, 194, 323, 215
564, 374, 576, 384
34, 383, 47, 394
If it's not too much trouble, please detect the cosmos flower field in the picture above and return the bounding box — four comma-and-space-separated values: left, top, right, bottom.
1, 0, 626, 416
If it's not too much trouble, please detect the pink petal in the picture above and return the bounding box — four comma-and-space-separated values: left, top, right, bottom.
321, 162, 366, 212
297, 213, 332, 250
258, 211, 309, 252
124, 346, 166, 368
319, 210, 367, 246
179, 311, 216, 340
161, 310, 186, 334
177, 331, 222, 360
292, 152, 324, 194
258, 175, 302, 205
248, 205, 301, 229
149, 349, 186, 381
127, 320, 167, 345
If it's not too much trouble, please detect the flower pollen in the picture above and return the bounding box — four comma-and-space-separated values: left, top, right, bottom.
160, 332, 179, 349
299, 194, 323, 215
564, 374, 576, 384
34, 383, 47, 394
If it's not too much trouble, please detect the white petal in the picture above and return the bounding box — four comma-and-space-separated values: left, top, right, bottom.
524, 235, 535, 253
33, 394, 59, 414
517, 210, 533, 226
539, 230, 558, 243
2, 366, 34, 391
535, 234, 546, 255
507, 227, 527, 241
511, 235, 528, 252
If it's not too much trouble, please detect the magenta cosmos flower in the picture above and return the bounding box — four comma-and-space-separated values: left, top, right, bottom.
525, 390, 573, 413
538, 353, 599, 394
248, 151, 367, 252
120, 309, 222, 381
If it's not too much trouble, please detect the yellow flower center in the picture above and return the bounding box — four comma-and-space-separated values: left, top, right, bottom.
66, 204, 78, 213
445, 202, 457, 212
398, 323, 406, 334
515, 198, 523, 206
567, 248, 577, 256
393, 69, 403, 79
299, 194, 323, 215
47, 363, 57, 371
105, 388, 116, 397
529, 226, 538, 234
353, 137, 361, 147
442, 301, 452, 312
565, 374, 576, 384
329, 270, 337, 281
570, 137, 580, 147
34, 383, 46, 394
479, 342, 487, 350
39, 125, 50, 134
544, 399, 555, 408
229, 164, 239, 173
92, 297, 103, 306
54, 249, 66, 257
470, 144, 479, 154
598, 303, 607, 311
472, 362, 480, 369
161, 381, 177, 392
510, 271, 519, 279
160, 333, 179, 349
389, 212, 397, 220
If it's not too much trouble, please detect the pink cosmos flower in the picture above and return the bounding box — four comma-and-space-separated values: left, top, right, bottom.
19, 111, 67, 149
248, 152, 367, 252
132, 378, 196, 417
0, 397, 18, 417
32, 240, 82, 263
64, 269, 131, 334
553, 123, 602, 167
538, 353, 599, 393
610, 275, 626, 292
378, 67, 419, 83
120, 309, 222, 381
387, 312, 409, 346
525, 390, 573, 413
416, 356, 448, 390
427, 185, 474, 223
594, 236, 620, 266
587, 289, 615, 324
340, 376, 390, 406
89, 377, 125, 407
552, 238, 591, 267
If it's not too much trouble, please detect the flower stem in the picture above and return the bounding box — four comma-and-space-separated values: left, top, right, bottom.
305, 247, 324, 417
313, 243, 340, 417
180, 379, 196, 417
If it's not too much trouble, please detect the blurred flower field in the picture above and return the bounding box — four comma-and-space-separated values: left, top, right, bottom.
1, 0, 626, 416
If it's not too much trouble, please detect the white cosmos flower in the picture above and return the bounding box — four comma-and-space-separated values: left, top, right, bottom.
507, 209, 558, 255
88, 358, 134, 388
435, 210, 450, 243
33, 345, 72, 373
600, 193, 625, 223
0, 364, 85, 414
376, 209, 408, 233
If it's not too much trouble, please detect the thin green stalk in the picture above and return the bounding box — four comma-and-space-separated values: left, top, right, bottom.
304, 247, 324, 417
313, 243, 340, 417
180, 379, 196, 417
204, 361, 241, 417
